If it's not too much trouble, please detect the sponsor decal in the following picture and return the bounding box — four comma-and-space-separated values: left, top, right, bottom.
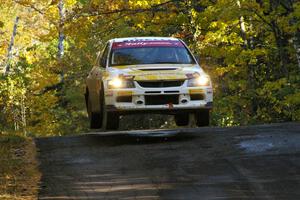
189, 89, 205, 94
105, 91, 114, 96
117, 91, 133, 96
186, 72, 200, 79
112, 40, 184, 49
119, 74, 135, 80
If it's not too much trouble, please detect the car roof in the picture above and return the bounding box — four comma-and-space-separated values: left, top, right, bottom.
110, 37, 180, 43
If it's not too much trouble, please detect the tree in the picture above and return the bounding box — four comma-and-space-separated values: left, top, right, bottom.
1, 0, 299, 136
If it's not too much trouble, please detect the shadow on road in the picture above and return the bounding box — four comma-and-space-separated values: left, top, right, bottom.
83, 132, 199, 147
36, 123, 300, 200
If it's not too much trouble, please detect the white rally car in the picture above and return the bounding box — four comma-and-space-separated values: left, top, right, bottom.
85, 37, 213, 130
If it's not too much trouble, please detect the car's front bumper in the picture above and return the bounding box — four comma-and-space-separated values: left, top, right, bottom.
105, 104, 213, 115
104, 82, 213, 114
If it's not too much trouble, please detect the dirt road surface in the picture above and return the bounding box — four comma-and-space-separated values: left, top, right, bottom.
36, 123, 300, 200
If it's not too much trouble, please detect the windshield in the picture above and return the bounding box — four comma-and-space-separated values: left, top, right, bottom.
109, 41, 196, 66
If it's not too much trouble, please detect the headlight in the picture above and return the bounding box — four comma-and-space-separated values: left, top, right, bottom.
108, 78, 123, 88
187, 76, 210, 87
108, 77, 135, 89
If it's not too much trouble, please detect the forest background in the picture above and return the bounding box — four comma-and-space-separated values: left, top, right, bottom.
0, 0, 299, 136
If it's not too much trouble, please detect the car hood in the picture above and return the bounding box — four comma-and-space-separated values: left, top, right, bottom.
107, 64, 206, 81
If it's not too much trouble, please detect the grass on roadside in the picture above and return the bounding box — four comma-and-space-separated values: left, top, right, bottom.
0, 134, 40, 200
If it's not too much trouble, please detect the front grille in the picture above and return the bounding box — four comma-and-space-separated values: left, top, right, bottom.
145, 95, 179, 105
137, 81, 184, 88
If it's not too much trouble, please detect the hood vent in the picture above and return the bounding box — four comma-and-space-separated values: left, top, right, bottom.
138, 68, 177, 71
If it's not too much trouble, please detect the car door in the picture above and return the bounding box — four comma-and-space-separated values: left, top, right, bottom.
98, 42, 110, 86
86, 42, 110, 113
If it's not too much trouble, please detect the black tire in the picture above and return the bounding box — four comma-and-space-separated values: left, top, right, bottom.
195, 110, 210, 127
104, 112, 119, 130
86, 88, 103, 129
174, 114, 190, 126
101, 89, 119, 130
85, 89, 89, 112
90, 112, 102, 129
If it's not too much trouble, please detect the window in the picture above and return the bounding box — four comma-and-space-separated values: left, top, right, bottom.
109, 43, 196, 66
100, 43, 110, 68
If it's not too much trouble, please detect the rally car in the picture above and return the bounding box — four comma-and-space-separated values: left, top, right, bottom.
85, 37, 213, 130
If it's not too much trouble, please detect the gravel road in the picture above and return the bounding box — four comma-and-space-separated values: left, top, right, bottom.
36, 122, 300, 200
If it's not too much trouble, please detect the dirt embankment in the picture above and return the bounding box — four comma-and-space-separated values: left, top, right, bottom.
0, 135, 40, 200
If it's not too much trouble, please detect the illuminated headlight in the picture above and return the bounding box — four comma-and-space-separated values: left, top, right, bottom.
187, 76, 210, 87
108, 78, 135, 89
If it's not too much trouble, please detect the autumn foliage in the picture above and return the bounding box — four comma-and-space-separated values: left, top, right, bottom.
0, 0, 299, 136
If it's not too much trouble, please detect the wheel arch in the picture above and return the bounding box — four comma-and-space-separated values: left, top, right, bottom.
86, 79, 104, 113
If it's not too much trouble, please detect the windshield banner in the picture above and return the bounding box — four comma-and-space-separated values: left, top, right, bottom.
112, 40, 184, 49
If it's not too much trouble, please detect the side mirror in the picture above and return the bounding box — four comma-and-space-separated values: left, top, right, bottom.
101, 58, 106, 68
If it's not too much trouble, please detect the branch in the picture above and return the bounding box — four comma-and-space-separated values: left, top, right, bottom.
279, 1, 293, 13
243, 7, 274, 30
65, 0, 180, 22
13, 0, 59, 26
13, 0, 45, 15
4, 17, 19, 75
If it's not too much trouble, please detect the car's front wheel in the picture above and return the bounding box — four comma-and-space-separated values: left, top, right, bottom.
195, 110, 210, 127
174, 114, 190, 126
86, 88, 103, 129
102, 107, 119, 130
101, 93, 119, 130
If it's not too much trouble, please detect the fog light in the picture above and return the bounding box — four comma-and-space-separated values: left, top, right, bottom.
181, 99, 188, 104
136, 100, 144, 105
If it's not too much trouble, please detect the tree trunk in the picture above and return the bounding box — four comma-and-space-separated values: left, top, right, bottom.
21, 95, 27, 136
4, 16, 19, 75
273, 23, 289, 78
58, 0, 65, 83
292, 30, 300, 73
237, 1, 258, 115
237, 1, 247, 48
